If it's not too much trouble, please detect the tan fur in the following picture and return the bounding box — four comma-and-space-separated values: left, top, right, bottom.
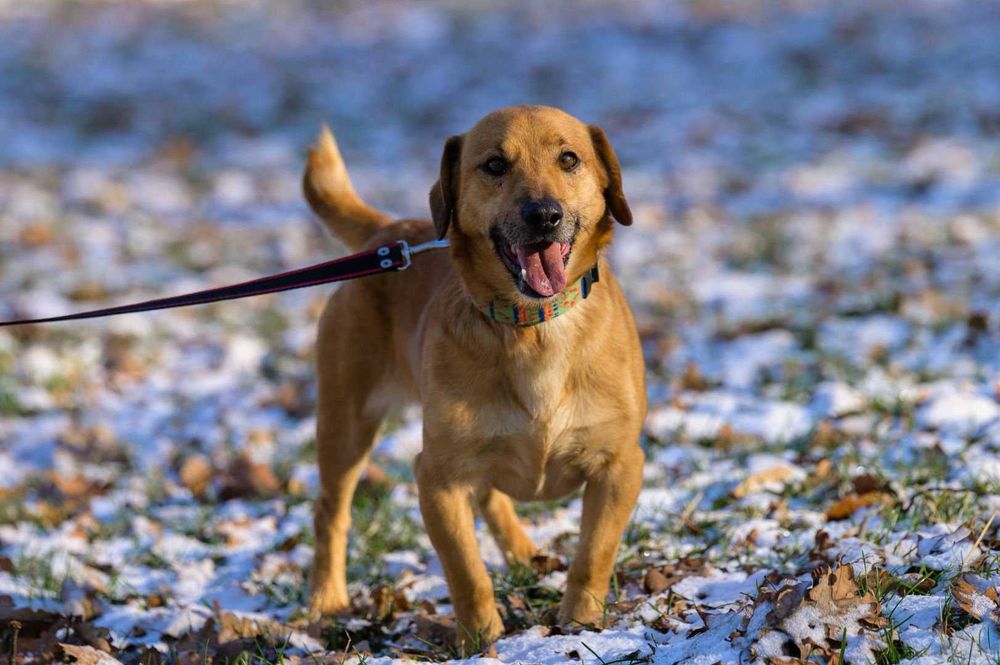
304, 105, 646, 654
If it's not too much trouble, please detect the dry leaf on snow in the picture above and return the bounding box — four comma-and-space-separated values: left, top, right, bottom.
825, 492, 889, 520
733, 463, 800, 498
952, 576, 1000, 622
179, 455, 213, 497
59, 643, 123, 665
779, 565, 887, 659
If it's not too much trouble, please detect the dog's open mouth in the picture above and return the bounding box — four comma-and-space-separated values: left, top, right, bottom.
495, 237, 572, 298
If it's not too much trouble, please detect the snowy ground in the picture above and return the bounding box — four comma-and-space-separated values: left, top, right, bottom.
1, 1, 999, 663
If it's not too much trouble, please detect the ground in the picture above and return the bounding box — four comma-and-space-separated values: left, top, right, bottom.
0, 1, 999, 663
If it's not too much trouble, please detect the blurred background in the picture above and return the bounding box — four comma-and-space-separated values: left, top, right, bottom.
0, 1, 998, 663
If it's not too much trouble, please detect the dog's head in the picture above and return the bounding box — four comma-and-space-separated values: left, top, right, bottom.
429, 106, 631, 304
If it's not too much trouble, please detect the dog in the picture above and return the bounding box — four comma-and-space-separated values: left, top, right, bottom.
302, 105, 646, 652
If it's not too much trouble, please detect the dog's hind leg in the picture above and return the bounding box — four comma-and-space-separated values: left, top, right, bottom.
476, 488, 538, 566
310, 410, 380, 616
309, 292, 389, 617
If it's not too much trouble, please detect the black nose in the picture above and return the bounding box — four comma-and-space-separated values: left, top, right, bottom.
521, 199, 563, 230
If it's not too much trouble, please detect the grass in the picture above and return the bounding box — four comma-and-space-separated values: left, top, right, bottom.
492, 561, 562, 631
346, 479, 422, 580
9, 553, 67, 598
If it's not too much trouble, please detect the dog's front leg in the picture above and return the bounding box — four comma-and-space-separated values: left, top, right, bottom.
560, 446, 644, 627
415, 452, 503, 653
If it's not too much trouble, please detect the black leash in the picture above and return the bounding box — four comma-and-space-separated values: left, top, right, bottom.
0, 239, 449, 328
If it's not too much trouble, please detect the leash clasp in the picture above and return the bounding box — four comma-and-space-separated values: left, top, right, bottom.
395, 238, 450, 271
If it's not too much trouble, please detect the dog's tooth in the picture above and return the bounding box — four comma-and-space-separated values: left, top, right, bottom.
520, 268, 527, 279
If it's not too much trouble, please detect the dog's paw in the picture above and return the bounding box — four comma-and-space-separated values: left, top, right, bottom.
307, 585, 350, 618
503, 540, 540, 567
557, 589, 605, 629
454, 608, 504, 657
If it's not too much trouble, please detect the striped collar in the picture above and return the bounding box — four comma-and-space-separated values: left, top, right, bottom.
474, 265, 600, 327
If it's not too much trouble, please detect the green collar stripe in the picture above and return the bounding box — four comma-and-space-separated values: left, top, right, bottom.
476, 265, 600, 327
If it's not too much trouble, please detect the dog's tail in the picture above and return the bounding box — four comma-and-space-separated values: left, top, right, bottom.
303, 126, 391, 251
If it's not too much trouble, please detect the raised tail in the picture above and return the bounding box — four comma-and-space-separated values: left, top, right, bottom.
303, 126, 391, 251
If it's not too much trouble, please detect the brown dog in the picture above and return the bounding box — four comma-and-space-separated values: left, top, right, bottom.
302, 105, 646, 651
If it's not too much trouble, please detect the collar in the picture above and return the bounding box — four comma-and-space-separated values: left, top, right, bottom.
474, 265, 600, 327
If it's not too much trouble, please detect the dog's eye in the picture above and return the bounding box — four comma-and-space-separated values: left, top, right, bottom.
559, 151, 580, 171
482, 157, 508, 176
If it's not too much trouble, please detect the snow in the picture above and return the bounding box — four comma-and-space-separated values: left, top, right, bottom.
0, 0, 999, 663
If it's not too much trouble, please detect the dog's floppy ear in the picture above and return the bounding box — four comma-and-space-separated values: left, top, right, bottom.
588, 125, 632, 226
429, 135, 464, 239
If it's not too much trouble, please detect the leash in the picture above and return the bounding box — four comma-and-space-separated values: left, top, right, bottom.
0, 239, 450, 328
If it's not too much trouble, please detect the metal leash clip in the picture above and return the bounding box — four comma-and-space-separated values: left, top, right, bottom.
396, 238, 451, 271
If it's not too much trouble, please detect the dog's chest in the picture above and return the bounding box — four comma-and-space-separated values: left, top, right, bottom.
470, 351, 621, 501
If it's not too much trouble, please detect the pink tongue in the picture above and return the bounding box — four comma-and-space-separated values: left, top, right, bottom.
515, 242, 567, 297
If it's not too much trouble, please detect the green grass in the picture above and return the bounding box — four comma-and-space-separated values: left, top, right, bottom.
492, 561, 563, 631
346, 480, 422, 581
10, 553, 66, 598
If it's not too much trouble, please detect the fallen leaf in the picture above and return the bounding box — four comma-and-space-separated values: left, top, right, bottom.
412, 612, 454, 647
715, 423, 752, 449
680, 362, 710, 391
48, 471, 96, 500
825, 492, 888, 520
643, 567, 670, 594
218, 612, 287, 643
952, 577, 1000, 622
733, 464, 799, 498
807, 458, 838, 487
218, 456, 281, 499
779, 565, 887, 659
19, 223, 55, 247
179, 455, 213, 497
368, 584, 410, 620
810, 421, 843, 449
59, 643, 123, 665
530, 553, 566, 576
851, 472, 884, 495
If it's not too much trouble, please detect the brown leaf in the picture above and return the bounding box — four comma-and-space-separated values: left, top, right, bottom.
807, 459, 838, 488
810, 421, 843, 449
413, 613, 454, 647
715, 423, 752, 449
179, 455, 213, 497
851, 472, 885, 495
680, 362, 710, 391
367, 584, 409, 620
771, 584, 807, 621
779, 564, 887, 659
19, 223, 55, 247
59, 643, 123, 664
217, 612, 296, 644
530, 553, 567, 576
952, 577, 1000, 622
218, 456, 281, 500
643, 567, 671, 595
733, 463, 800, 498
48, 471, 95, 500
72, 623, 114, 654
810, 565, 866, 608
825, 492, 888, 520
